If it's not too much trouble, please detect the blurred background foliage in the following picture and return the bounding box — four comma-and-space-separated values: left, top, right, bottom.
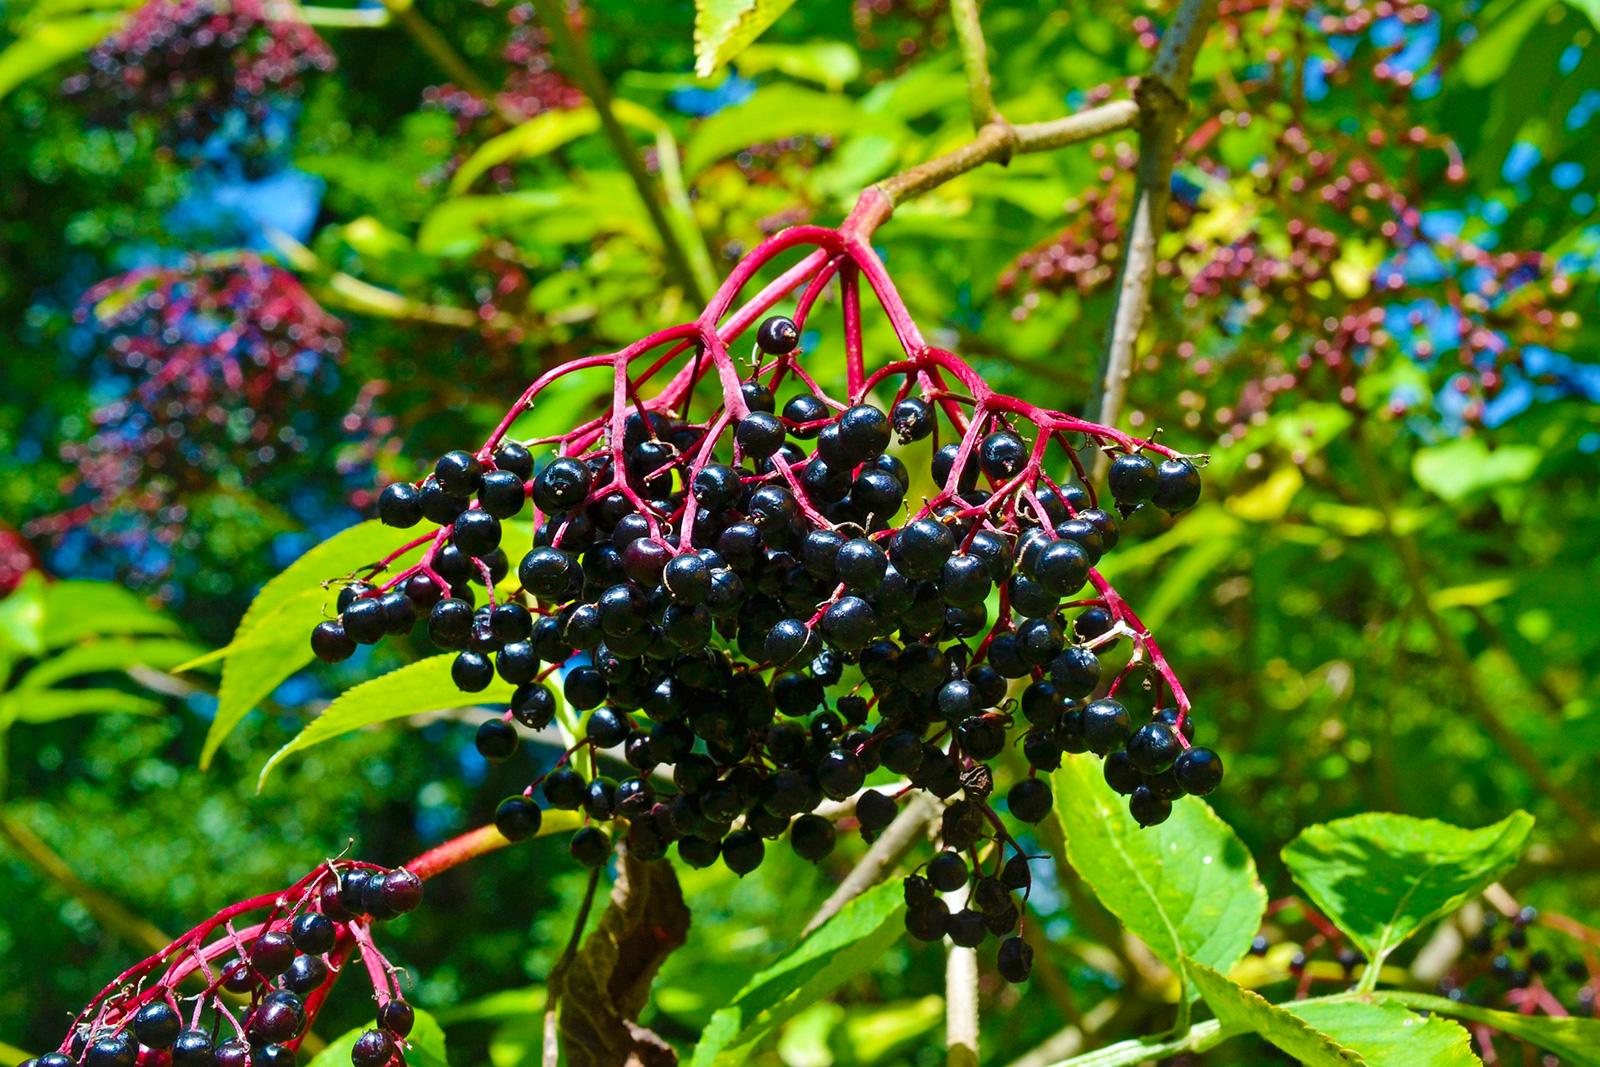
1, 0, 1598, 1063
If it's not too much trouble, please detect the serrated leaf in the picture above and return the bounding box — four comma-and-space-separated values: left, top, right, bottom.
1281, 811, 1533, 970
690, 879, 906, 1067
192, 520, 425, 768
0, 11, 123, 101
1186, 959, 1366, 1066
1289, 999, 1480, 1067
1, 688, 163, 725
694, 0, 799, 78
15, 638, 205, 691
683, 84, 907, 174
305, 1008, 449, 1067
1379, 992, 1600, 1065
258, 655, 515, 789
1051, 752, 1266, 996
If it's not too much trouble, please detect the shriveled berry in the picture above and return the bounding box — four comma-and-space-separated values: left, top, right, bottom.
998, 936, 1034, 982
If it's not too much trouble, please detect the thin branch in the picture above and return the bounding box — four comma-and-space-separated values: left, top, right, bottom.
945, 883, 979, 1067
384, 1, 498, 100
1090, 0, 1221, 444
950, 0, 999, 129
802, 791, 942, 936
536, 2, 709, 304
848, 101, 1140, 235
0, 811, 173, 956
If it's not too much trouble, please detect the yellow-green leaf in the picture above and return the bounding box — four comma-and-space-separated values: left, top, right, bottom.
1187, 959, 1366, 1066
693, 0, 800, 78
258, 655, 515, 789
0, 11, 123, 101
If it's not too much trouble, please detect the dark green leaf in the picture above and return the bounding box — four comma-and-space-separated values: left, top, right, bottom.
1281, 811, 1533, 969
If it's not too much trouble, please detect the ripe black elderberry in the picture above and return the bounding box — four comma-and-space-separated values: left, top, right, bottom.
756, 315, 800, 355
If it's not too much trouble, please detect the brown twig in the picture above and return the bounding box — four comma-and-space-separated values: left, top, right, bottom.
1091, 0, 1221, 446
802, 791, 943, 936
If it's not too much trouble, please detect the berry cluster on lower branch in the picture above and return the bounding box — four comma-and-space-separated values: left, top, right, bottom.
22, 861, 421, 1067
309, 216, 1223, 983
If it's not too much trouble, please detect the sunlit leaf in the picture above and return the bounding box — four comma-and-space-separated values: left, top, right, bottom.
1281, 811, 1533, 969
0, 11, 123, 101
258, 655, 514, 788
694, 0, 800, 78
1051, 752, 1266, 997
1187, 959, 1365, 1066
1288, 999, 1479, 1067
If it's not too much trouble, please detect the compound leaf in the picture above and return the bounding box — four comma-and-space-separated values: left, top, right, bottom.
1281, 811, 1533, 969
1051, 752, 1266, 994
259, 655, 515, 789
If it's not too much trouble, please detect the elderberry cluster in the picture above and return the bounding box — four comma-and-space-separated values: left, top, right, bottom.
24, 863, 421, 1067
63, 0, 334, 154
310, 276, 1218, 984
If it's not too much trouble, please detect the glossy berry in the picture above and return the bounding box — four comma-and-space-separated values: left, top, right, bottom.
133, 1002, 182, 1049
290, 912, 337, 955
1007, 777, 1053, 823
1083, 699, 1132, 755
1174, 747, 1224, 795
284, 954, 329, 995
377, 483, 422, 528
1151, 458, 1202, 511
1126, 722, 1181, 774
569, 826, 612, 868
821, 596, 876, 651
351, 1030, 395, 1067
494, 796, 543, 841
756, 315, 800, 354
1129, 786, 1172, 827
435, 450, 483, 497
478, 470, 528, 518
890, 397, 934, 442
311, 620, 357, 663
475, 718, 519, 762
979, 430, 1028, 481
1050, 645, 1100, 698
378, 1002, 415, 1038
531, 458, 592, 513
251, 930, 297, 976
721, 829, 764, 876
171, 1032, 215, 1067
1108, 452, 1159, 505
855, 789, 898, 832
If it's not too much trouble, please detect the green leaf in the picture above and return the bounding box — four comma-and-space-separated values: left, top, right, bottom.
258, 655, 514, 789
192, 520, 424, 768
14, 638, 205, 691
1051, 752, 1266, 994
0, 573, 47, 657
450, 107, 601, 195
306, 1008, 449, 1067
1186, 959, 1366, 1066
735, 41, 861, 89
683, 85, 906, 174
1281, 811, 1533, 971
39, 580, 178, 649
1379, 991, 1600, 1065
0, 11, 122, 101
1289, 999, 1480, 1067
689, 879, 906, 1067
693, 0, 799, 78
1413, 439, 1542, 502
1457, 0, 1558, 87
0, 688, 164, 725
1571, 0, 1600, 28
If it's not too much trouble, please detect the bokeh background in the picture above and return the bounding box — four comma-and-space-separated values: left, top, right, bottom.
1, 0, 1598, 1063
